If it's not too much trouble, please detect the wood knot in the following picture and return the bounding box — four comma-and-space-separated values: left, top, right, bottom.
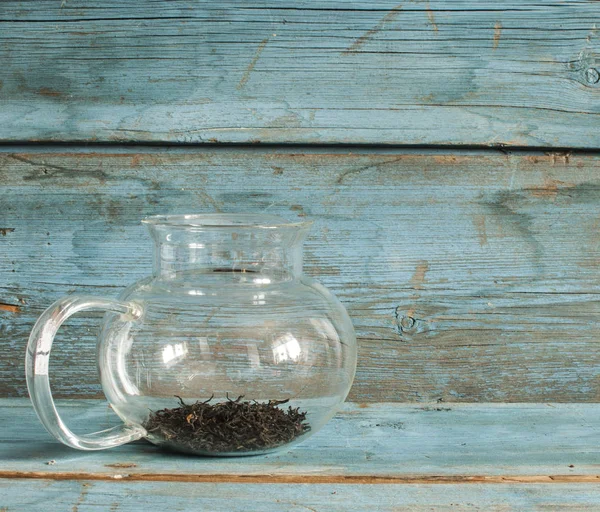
570, 49, 600, 87
394, 307, 419, 338
400, 316, 416, 331
585, 67, 600, 84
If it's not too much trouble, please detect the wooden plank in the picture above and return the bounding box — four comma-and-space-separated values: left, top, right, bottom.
1, 400, 599, 479
2, 148, 600, 402
1, 1, 599, 146
3, 480, 600, 511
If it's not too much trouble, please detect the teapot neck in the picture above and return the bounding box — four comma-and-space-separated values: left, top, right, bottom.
143, 214, 311, 284
153, 240, 304, 283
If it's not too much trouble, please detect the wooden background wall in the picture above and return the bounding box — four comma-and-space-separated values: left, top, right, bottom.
1, 0, 599, 402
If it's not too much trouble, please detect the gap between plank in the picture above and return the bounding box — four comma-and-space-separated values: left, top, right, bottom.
0, 472, 598, 485
0, 142, 599, 155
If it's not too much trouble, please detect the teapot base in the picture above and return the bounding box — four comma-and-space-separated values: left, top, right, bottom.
144, 436, 306, 457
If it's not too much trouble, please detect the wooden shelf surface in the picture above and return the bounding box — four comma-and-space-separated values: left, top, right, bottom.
1, 399, 599, 510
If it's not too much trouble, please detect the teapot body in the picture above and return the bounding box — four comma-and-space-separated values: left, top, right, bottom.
101, 272, 355, 455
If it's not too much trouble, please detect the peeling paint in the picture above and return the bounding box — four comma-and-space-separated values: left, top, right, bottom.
546, 152, 572, 165
130, 154, 142, 168
72, 482, 91, 512
410, 261, 429, 290
528, 177, 576, 200
472, 215, 488, 247
0, 303, 21, 314
38, 87, 62, 97
493, 22, 502, 50
343, 4, 403, 53
426, 2, 438, 33
237, 38, 269, 90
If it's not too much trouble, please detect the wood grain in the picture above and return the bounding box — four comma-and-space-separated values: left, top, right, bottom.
3, 400, 599, 509
3, 480, 600, 511
1, 399, 599, 479
2, 148, 600, 402
3, 472, 600, 485
1, 1, 599, 146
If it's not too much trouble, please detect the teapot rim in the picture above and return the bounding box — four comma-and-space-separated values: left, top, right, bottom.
142, 213, 313, 230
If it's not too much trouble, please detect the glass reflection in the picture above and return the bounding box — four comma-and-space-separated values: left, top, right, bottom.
162, 342, 189, 367
272, 333, 302, 364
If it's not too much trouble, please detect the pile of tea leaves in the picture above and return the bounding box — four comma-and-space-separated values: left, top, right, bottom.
144, 395, 311, 453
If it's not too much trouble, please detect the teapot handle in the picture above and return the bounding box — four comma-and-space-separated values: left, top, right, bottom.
26, 295, 146, 450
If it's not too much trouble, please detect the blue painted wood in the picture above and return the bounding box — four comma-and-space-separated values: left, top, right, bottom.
2, 148, 600, 402
3, 480, 600, 511
1, 399, 599, 478
1, 400, 599, 511
0, 1, 599, 146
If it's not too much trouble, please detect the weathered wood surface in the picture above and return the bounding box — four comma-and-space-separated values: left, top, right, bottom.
2, 148, 600, 402
1, 400, 599, 510
1, 1, 599, 147
3, 400, 600, 478
3, 480, 600, 511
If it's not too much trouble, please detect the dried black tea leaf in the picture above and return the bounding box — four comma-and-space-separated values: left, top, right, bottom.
144, 395, 311, 454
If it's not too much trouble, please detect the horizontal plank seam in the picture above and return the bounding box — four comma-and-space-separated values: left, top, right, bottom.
0, 16, 199, 23
0, 472, 598, 485
0, 8, 547, 16
1, 143, 600, 153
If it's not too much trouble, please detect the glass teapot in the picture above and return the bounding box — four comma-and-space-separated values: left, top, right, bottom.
26, 214, 357, 456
